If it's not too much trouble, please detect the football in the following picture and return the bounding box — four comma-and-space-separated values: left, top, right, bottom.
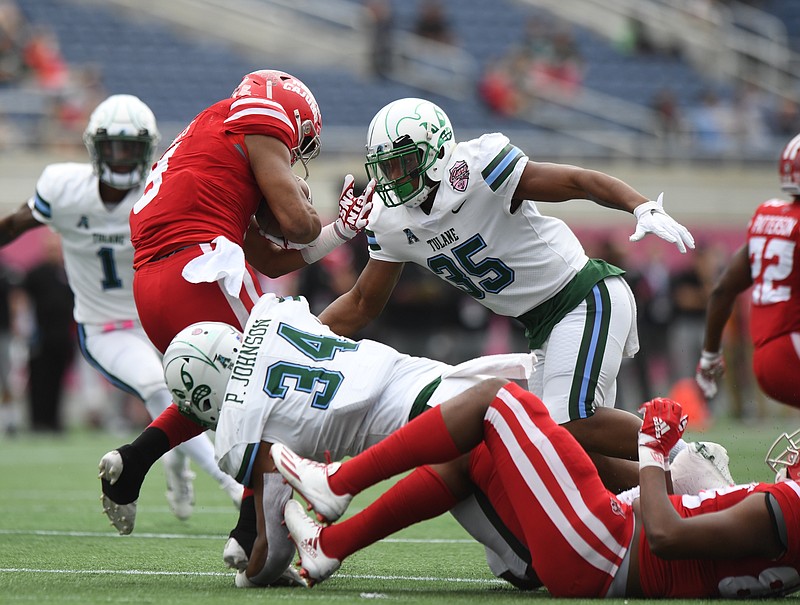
254, 176, 312, 238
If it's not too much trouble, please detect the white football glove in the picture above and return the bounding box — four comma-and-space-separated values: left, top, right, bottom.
630, 193, 695, 253
333, 175, 375, 241
695, 350, 725, 399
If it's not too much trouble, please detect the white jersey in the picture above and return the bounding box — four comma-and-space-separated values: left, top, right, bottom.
29, 163, 142, 325
366, 133, 589, 317
215, 294, 534, 483
215, 294, 449, 478
215, 294, 536, 584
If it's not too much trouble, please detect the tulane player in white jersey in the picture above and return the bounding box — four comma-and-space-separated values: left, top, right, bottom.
162, 293, 538, 588
163, 294, 732, 589
319, 97, 697, 496
0, 94, 242, 526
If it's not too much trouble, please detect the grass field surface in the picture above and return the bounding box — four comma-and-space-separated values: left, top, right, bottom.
0, 415, 798, 604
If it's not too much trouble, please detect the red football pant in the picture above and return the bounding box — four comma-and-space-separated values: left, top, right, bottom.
472, 383, 634, 598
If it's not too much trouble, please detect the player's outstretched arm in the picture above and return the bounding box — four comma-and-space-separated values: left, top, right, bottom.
319, 258, 404, 338
0, 202, 40, 247
514, 162, 693, 253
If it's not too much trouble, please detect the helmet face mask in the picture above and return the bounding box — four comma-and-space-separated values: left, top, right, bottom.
779, 132, 800, 196
83, 94, 160, 190
765, 428, 800, 481
162, 322, 243, 430
365, 98, 455, 208
232, 69, 322, 178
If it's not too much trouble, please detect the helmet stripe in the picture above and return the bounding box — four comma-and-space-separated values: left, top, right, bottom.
783, 134, 800, 160
225, 107, 294, 132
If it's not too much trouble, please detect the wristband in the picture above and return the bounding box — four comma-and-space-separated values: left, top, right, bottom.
234, 570, 258, 588
300, 223, 347, 265
701, 350, 722, 363
638, 445, 669, 471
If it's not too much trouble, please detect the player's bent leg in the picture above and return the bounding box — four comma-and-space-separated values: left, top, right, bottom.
162, 449, 195, 521
753, 335, 800, 409
479, 383, 634, 598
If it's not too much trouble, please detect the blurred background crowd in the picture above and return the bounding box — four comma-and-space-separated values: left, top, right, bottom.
0, 0, 798, 435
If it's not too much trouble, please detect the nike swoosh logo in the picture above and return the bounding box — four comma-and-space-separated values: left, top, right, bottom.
451, 199, 468, 214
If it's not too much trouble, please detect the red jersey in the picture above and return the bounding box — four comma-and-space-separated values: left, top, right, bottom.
638, 481, 800, 598
130, 96, 295, 268
746, 198, 800, 347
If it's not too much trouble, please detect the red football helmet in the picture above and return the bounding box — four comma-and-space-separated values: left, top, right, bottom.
232, 69, 322, 173
779, 132, 800, 196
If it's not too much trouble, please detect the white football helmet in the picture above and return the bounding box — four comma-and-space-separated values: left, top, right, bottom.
365, 97, 455, 208
163, 322, 243, 430
670, 441, 734, 494
766, 428, 800, 482
779, 132, 800, 196
83, 94, 160, 190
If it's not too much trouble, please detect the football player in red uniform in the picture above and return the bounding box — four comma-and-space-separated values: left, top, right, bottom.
273, 385, 800, 598
97, 70, 373, 575
697, 132, 800, 408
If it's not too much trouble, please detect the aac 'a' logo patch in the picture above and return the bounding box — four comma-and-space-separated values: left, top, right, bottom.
403, 229, 420, 244
449, 160, 469, 192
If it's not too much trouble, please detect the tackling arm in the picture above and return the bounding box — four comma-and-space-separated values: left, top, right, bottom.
318, 258, 404, 337
0, 203, 41, 247
514, 161, 693, 253
514, 161, 647, 210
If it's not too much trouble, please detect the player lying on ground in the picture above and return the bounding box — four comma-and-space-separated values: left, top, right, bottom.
273, 391, 800, 598
158, 294, 731, 588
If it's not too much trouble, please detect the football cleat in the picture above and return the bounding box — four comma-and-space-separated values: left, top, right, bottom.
164, 457, 195, 521
671, 441, 734, 495
100, 494, 137, 535
223, 536, 249, 571
98, 450, 124, 485
283, 499, 340, 586
98, 450, 137, 535
270, 443, 351, 523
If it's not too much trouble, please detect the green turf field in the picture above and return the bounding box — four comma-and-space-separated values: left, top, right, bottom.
0, 417, 797, 604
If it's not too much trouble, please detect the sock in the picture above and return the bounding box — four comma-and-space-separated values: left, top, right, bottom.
669, 438, 688, 463
320, 465, 458, 561
100, 426, 169, 504
149, 403, 205, 449
329, 406, 461, 497
229, 491, 257, 557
